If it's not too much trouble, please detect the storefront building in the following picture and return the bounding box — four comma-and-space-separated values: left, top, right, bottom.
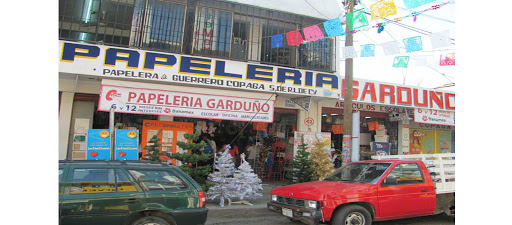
58, 0, 455, 179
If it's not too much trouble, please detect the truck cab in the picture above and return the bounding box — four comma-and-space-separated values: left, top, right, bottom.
268, 159, 440, 225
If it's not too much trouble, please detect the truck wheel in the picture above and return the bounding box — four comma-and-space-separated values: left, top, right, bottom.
131, 216, 172, 225
331, 205, 372, 225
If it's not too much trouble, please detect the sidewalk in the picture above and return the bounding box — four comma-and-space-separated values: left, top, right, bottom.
205, 182, 285, 211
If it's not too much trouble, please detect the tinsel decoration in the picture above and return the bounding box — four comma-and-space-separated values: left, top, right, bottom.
232, 153, 263, 200
310, 137, 336, 180
206, 148, 237, 207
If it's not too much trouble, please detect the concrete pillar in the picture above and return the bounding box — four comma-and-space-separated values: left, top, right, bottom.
59, 92, 75, 160
351, 111, 360, 162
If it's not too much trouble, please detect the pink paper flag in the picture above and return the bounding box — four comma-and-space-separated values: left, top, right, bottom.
303, 25, 325, 42
440, 53, 455, 66
286, 30, 304, 46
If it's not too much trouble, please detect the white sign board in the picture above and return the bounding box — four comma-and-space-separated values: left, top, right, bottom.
98, 81, 274, 123
413, 108, 455, 126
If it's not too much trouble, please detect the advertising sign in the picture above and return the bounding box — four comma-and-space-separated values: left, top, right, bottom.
414, 108, 455, 126
99, 82, 274, 123
141, 120, 194, 165
115, 129, 139, 160
59, 41, 339, 98
293, 132, 331, 157
87, 129, 111, 160
371, 142, 390, 155
409, 129, 436, 154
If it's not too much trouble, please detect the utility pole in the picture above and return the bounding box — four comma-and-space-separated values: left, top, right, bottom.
342, 0, 355, 163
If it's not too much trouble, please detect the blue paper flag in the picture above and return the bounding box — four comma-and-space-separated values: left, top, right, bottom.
361, 44, 375, 57
323, 18, 345, 37
403, 0, 437, 9
271, 34, 283, 48
403, 36, 423, 53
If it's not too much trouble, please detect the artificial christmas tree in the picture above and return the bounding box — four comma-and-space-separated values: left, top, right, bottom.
169, 130, 211, 190
310, 137, 336, 180
288, 135, 314, 183
144, 129, 166, 162
206, 146, 238, 207
233, 153, 263, 200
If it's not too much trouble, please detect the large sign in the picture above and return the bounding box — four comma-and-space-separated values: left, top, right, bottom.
341, 78, 455, 111
87, 129, 111, 160
59, 41, 339, 98
414, 108, 455, 126
98, 81, 275, 123
115, 129, 139, 160
141, 120, 194, 165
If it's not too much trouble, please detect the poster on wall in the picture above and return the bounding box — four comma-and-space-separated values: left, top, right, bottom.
293, 132, 331, 157
141, 120, 194, 165
371, 142, 390, 155
115, 129, 139, 160
87, 129, 111, 160
437, 131, 452, 153
409, 129, 436, 154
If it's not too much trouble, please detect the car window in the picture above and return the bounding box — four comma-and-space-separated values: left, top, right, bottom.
59, 169, 64, 183
128, 169, 188, 191
385, 163, 424, 185
116, 169, 138, 192
71, 169, 116, 194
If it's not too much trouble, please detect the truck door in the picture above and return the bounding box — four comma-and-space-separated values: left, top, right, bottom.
377, 163, 436, 219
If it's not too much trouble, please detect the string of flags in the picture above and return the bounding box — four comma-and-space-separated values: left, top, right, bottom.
269, 0, 455, 67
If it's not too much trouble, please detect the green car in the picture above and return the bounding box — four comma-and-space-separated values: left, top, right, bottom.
59, 160, 208, 225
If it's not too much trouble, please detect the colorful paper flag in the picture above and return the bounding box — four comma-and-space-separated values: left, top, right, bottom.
403, 36, 423, 53
381, 41, 400, 55
332, 125, 344, 134
361, 44, 375, 57
370, 0, 398, 20
428, 30, 451, 49
342, 46, 358, 59
393, 56, 410, 68
323, 18, 345, 37
271, 34, 283, 48
368, 121, 379, 131
286, 30, 304, 46
403, 0, 437, 9
440, 53, 455, 66
303, 25, 325, 42
415, 55, 430, 67
346, 9, 369, 31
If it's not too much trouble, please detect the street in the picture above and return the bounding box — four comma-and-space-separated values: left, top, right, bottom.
206, 207, 455, 225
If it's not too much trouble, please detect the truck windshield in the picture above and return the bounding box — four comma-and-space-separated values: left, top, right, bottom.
324, 162, 392, 183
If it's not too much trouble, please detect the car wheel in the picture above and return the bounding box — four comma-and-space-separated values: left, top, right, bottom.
131, 216, 172, 225
331, 205, 372, 225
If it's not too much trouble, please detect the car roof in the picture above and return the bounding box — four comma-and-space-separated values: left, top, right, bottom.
353, 159, 424, 164
59, 160, 177, 168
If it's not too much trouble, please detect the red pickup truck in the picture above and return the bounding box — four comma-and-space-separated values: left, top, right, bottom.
267, 156, 455, 225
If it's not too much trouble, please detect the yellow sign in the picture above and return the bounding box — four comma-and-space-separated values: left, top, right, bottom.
370, 0, 397, 20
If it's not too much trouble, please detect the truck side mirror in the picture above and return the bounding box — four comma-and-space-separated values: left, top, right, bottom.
383, 175, 398, 186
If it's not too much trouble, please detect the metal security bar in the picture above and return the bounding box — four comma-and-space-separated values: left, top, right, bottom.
59, 0, 335, 72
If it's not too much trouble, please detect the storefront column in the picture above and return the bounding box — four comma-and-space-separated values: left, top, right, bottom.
59, 92, 75, 160
297, 100, 320, 132
398, 120, 410, 155
351, 111, 360, 162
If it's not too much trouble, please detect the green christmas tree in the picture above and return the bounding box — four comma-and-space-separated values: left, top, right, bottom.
310, 137, 335, 180
144, 130, 166, 162
169, 130, 211, 190
288, 135, 314, 183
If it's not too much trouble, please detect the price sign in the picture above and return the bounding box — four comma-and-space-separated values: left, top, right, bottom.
414, 108, 455, 126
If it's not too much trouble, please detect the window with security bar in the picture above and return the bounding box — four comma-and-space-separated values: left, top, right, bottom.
192, 6, 233, 58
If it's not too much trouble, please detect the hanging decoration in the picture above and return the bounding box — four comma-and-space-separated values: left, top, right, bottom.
393, 56, 411, 68
415, 55, 430, 67
361, 44, 376, 57
368, 121, 380, 131
271, 34, 283, 48
370, 0, 398, 20
303, 25, 325, 42
428, 30, 451, 49
377, 23, 385, 33
403, 0, 438, 9
381, 41, 401, 56
286, 30, 304, 46
346, 8, 369, 31
439, 52, 455, 66
323, 18, 345, 37
342, 46, 358, 59
403, 36, 423, 53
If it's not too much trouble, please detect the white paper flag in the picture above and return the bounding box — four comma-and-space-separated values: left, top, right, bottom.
381, 41, 400, 55
415, 55, 431, 67
342, 46, 358, 59
428, 30, 451, 49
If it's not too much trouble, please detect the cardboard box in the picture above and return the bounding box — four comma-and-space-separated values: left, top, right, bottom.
376, 130, 387, 136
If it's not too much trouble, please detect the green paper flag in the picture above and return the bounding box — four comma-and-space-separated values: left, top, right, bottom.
346, 9, 369, 31
393, 56, 410, 68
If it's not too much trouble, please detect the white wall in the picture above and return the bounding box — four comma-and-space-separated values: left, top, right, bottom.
224, 0, 344, 20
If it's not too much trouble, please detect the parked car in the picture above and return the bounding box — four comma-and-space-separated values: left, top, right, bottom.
59, 160, 208, 225
267, 154, 455, 225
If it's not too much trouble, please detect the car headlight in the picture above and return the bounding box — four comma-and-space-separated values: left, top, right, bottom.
271, 195, 277, 202
306, 200, 317, 209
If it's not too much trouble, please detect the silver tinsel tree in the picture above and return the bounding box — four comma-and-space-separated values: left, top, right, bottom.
206, 147, 237, 207
233, 153, 263, 200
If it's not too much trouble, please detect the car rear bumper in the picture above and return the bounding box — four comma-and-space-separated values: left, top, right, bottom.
267, 202, 322, 225
171, 208, 208, 225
